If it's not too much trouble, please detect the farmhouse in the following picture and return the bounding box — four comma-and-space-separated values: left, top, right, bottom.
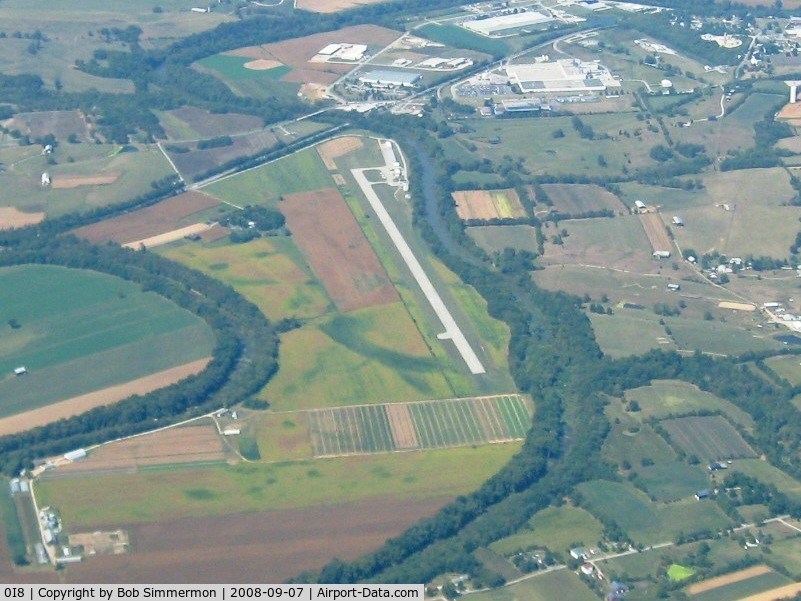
358, 70, 421, 88
570, 547, 589, 560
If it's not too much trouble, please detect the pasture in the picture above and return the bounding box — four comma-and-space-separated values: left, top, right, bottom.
35, 444, 520, 527
589, 311, 673, 358
577, 480, 732, 545
306, 394, 531, 456
467, 569, 598, 601
160, 237, 332, 322
661, 415, 756, 461
624, 380, 754, 428
636, 462, 710, 502
602, 422, 678, 469
489, 505, 604, 558
7, 110, 90, 142
763, 355, 801, 386
0, 265, 214, 421
729, 458, 801, 503
452, 189, 527, 221
468, 225, 540, 255
540, 183, 626, 215
0, 143, 174, 217
156, 107, 263, 141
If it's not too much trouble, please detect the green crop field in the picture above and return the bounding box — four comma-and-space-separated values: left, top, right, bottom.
0, 265, 214, 417
259, 303, 460, 411
36, 444, 520, 527
195, 54, 299, 100
636, 462, 710, 502
159, 237, 333, 322
690, 571, 791, 601
624, 380, 754, 428
490, 505, 604, 558
0, 143, 174, 217
203, 147, 333, 204
540, 184, 626, 214
729, 458, 801, 503
306, 394, 531, 456
468, 569, 597, 601
661, 415, 756, 461
468, 226, 540, 255
577, 480, 732, 545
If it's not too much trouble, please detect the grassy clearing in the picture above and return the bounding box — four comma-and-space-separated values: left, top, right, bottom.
255, 412, 313, 461
624, 380, 754, 429
666, 317, 784, 356
159, 237, 333, 322
668, 564, 696, 582
661, 415, 755, 461
763, 536, 801, 575
204, 147, 334, 204
589, 312, 673, 358
468, 226, 540, 255
764, 355, 801, 386
540, 184, 626, 214
467, 569, 597, 601
729, 458, 801, 503
0, 481, 27, 564
416, 24, 508, 56
603, 421, 678, 467
0, 265, 214, 417
636, 462, 710, 502
577, 480, 732, 545
259, 303, 457, 411
490, 506, 604, 558
36, 444, 520, 527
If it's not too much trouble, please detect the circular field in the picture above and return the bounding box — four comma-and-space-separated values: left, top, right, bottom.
0, 264, 215, 427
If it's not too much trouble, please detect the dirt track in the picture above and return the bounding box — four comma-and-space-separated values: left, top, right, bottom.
123, 223, 212, 249
0, 359, 210, 437
63, 496, 452, 583
282, 187, 398, 312
639, 212, 673, 254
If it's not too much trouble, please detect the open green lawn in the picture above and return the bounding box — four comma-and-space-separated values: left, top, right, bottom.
35, 444, 520, 527
577, 480, 732, 545
490, 506, 604, 558
159, 237, 332, 322
624, 380, 754, 429
0, 144, 174, 217
467, 569, 597, 601
203, 147, 334, 205
417, 24, 508, 56
0, 265, 214, 416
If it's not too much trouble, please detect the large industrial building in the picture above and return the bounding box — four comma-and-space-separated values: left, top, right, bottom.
462, 11, 554, 37
358, 70, 422, 88
505, 58, 620, 93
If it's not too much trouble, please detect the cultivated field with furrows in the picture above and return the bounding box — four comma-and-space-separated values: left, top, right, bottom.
317, 136, 365, 170
0, 359, 210, 438
72, 191, 220, 244
42, 423, 226, 478
540, 183, 627, 215
307, 394, 531, 457
661, 415, 756, 461
280, 188, 399, 312
639, 212, 673, 254
451, 189, 527, 221
60, 497, 452, 584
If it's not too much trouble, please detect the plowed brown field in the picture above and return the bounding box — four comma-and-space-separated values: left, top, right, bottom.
0, 207, 45, 229
282, 188, 398, 312
639, 212, 673, 254
63, 497, 452, 583
72, 191, 220, 244
318, 136, 364, 170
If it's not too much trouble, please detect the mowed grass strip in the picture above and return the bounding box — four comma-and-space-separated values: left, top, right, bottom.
0, 265, 214, 417
661, 415, 756, 461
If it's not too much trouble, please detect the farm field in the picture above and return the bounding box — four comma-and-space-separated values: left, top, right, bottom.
763, 355, 801, 386
296, 0, 392, 13
0, 143, 174, 217
636, 462, 711, 502
159, 236, 331, 322
758, 536, 801, 576
661, 415, 756, 461
577, 480, 732, 545
61, 496, 453, 584
467, 225, 540, 255
624, 380, 754, 428
540, 183, 627, 215
35, 444, 521, 527
0, 265, 214, 421
417, 24, 509, 56
665, 317, 784, 356
639, 213, 673, 255
589, 311, 673, 358
452, 189, 527, 221
729, 458, 801, 503
6, 110, 90, 142
306, 394, 531, 457
467, 569, 597, 601
489, 505, 604, 558
72, 191, 221, 245
602, 421, 678, 469
688, 567, 791, 601
156, 107, 263, 141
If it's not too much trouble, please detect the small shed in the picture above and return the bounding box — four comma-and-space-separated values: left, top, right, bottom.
63, 449, 87, 462
13, 366, 27, 376
695, 489, 710, 500
672, 216, 684, 226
